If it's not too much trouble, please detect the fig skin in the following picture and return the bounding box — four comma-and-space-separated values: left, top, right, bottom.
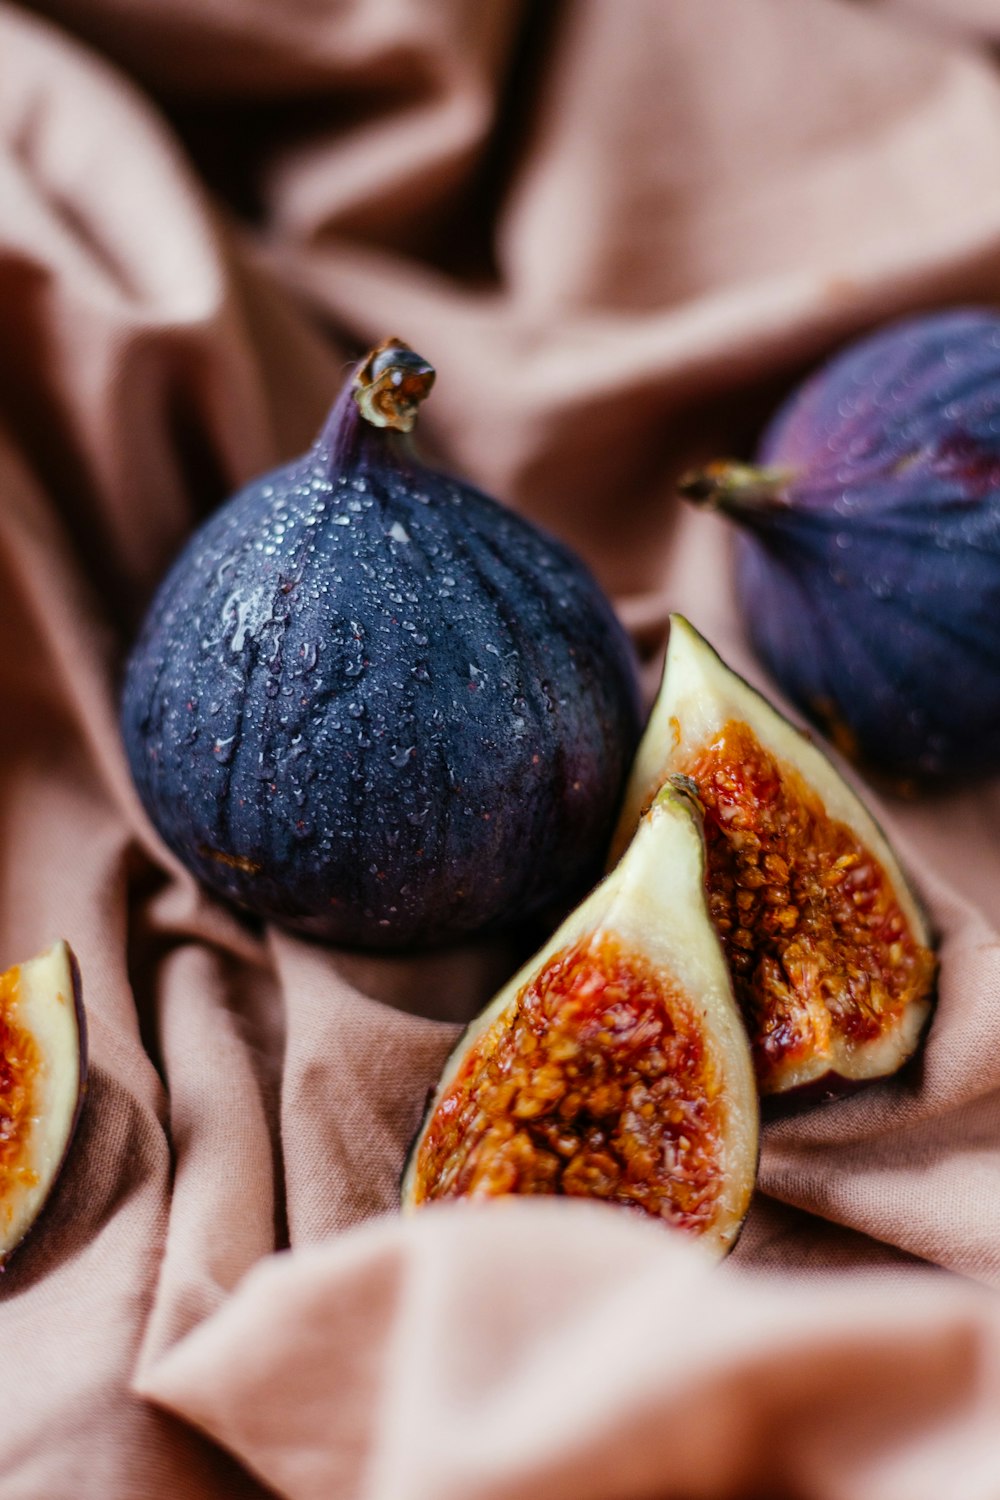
682, 307, 1000, 782
121, 341, 642, 948
403, 784, 760, 1260
612, 617, 936, 1099
0, 941, 87, 1266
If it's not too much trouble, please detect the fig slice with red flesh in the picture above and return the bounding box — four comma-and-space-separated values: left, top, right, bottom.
402, 785, 759, 1258
611, 617, 936, 1099
0, 941, 86, 1263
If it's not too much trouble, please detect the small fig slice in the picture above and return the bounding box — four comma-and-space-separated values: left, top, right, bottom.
0, 941, 86, 1263
611, 618, 936, 1099
402, 786, 759, 1258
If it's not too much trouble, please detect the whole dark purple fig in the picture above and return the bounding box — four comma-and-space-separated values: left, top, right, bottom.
681, 308, 1000, 781
121, 340, 641, 948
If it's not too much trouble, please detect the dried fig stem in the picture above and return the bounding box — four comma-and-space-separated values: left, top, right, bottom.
679, 461, 793, 516
352, 339, 436, 433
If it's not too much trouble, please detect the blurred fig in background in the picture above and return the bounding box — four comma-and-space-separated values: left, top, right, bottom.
682, 308, 1000, 782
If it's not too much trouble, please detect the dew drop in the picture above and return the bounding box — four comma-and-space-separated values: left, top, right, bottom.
390, 746, 415, 769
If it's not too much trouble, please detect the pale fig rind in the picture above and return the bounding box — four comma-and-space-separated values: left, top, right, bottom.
611, 616, 936, 1098
402, 786, 759, 1259
0, 940, 87, 1264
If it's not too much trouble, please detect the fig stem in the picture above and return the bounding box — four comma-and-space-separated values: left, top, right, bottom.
678, 461, 793, 516
352, 338, 436, 433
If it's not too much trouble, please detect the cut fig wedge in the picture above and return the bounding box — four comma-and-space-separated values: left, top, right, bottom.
611, 618, 936, 1099
402, 786, 759, 1258
0, 941, 86, 1263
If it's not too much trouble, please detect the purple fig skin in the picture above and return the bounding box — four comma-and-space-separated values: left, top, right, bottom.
62, 945, 88, 1168
121, 342, 642, 949
690, 308, 1000, 781
758, 1045, 930, 1119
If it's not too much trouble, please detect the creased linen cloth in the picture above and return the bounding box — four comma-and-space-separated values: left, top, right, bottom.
4, 0, 1000, 1495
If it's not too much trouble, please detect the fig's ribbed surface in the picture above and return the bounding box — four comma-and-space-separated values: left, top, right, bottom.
121, 346, 641, 947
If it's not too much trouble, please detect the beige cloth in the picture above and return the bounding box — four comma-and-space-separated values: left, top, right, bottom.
4, 0, 1000, 1493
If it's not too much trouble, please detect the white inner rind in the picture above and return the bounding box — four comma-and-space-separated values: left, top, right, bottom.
1, 941, 84, 1257
402, 791, 759, 1258
612, 617, 933, 1090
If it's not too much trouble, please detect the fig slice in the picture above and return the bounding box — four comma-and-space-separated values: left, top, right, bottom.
0, 941, 86, 1263
402, 786, 759, 1258
611, 617, 936, 1099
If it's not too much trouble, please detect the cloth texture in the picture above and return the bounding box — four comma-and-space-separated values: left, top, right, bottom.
3, 0, 1000, 1494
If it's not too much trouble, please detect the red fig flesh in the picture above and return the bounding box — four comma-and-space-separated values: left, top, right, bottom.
612, 619, 936, 1099
403, 785, 759, 1258
0, 941, 86, 1262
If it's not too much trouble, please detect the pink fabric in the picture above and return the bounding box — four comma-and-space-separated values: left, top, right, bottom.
3, 0, 1000, 1493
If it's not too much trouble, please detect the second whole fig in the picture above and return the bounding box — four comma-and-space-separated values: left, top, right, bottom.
682, 308, 1000, 781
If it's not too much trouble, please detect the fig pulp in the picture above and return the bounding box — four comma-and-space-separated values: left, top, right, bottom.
612, 619, 936, 1098
0, 941, 86, 1262
121, 340, 641, 948
681, 308, 1000, 780
403, 785, 759, 1258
